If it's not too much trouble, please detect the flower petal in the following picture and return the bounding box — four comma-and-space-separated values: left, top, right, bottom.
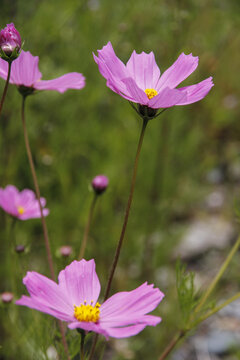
175, 77, 214, 105
148, 87, 187, 108
34, 73, 85, 93
0, 185, 19, 217
156, 53, 198, 90
121, 77, 149, 105
10, 50, 42, 86
68, 321, 109, 339
93, 42, 132, 98
126, 50, 161, 90
16, 295, 73, 322
21, 271, 72, 314
101, 282, 164, 320
104, 324, 147, 338
58, 259, 101, 306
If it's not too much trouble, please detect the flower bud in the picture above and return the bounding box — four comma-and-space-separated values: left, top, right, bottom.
59, 245, 72, 257
15, 244, 25, 253
1, 292, 14, 304
0, 23, 21, 61
92, 175, 109, 195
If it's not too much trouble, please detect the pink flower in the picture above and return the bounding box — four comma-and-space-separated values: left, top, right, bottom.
0, 23, 21, 58
0, 185, 49, 220
93, 42, 213, 110
16, 259, 164, 339
0, 50, 85, 93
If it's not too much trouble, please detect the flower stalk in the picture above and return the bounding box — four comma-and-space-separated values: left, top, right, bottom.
0, 61, 12, 116
78, 193, 98, 260
20, 95, 70, 360
104, 116, 149, 301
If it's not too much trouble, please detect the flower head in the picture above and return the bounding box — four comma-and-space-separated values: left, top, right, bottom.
16, 259, 164, 339
0, 50, 85, 95
0, 23, 21, 61
92, 175, 109, 195
0, 185, 49, 220
93, 42, 213, 113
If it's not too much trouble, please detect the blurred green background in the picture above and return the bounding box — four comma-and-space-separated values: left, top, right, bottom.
0, 0, 240, 359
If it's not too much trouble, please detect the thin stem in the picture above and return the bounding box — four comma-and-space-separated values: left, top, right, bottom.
194, 234, 240, 314
89, 117, 149, 360
158, 330, 186, 360
104, 117, 149, 301
0, 61, 12, 117
21, 95, 55, 280
80, 331, 85, 360
21, 95, 70, 360
192, 292, 240, 328
78, 193, 98, 260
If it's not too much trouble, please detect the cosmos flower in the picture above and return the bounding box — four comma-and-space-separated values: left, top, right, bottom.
0, 185, 49, 220
93, 42, 213, 110
0, 50, 85, 94
0, 23, 21, 60
16, 259, 164, 339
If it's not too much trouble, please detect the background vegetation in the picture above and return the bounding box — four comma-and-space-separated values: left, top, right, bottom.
0, 0, 240, 359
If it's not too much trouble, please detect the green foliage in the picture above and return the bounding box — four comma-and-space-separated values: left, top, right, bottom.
176, 259, 196, 327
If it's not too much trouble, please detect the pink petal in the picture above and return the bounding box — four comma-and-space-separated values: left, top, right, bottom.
16, 295, 73, 322
0, 58, 9, 81
34, 73, 85, 93
93, 42, 132, 98
126, 50, 161, 90
68, 321, 109, 339
101, 282, 164, 319
22, 271, 72, 315
148, 87, 187, 108
121, 77, 149, 105
104, 324, 147, 338
10, 50, 42, 86
156, 53, 198, 90
58, 259, 101, 306
176, 77, 214, 105
0, 185, 19, 217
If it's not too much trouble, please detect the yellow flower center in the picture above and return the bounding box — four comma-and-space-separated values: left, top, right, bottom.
17, 206, 25, 215
145, 88, 158, 100
74, 301, 101, 323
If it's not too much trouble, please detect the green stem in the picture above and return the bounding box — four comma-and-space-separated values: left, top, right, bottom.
158, 330, 186, 360
103, 117, 149, 301
0, 61, 12, 117
89, 117, 149, 360
80, 331, 85, 360
192, 292, 240, 328
194, 234, 240, 314
21, 95, 70, 360
78, 193, 98, 260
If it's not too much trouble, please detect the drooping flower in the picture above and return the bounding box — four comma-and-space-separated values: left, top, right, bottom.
92, 174, 109, 195
0, 185, 49, 220
0, 23, 21, 61
16, 259, 164, 339
93, 42, 213, 112
0, 50, 85, 94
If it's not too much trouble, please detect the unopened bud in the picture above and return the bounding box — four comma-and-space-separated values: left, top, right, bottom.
0, 23, 21, 61
15, 244, 25, 253
60, 245, 72, 257
1, 292, 14, 303
92, 175, 109, 195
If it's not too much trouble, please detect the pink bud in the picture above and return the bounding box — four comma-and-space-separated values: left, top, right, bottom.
15, 244, 25, 253
60, 245, 72, 257
92, 175, 109, 195
1, 292, 14, 303
0, 23, 21, 58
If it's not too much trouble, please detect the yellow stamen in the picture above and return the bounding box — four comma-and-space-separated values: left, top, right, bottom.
17, 206, 25, 215
74, 301, 101, 323
145, 88, 158, 100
